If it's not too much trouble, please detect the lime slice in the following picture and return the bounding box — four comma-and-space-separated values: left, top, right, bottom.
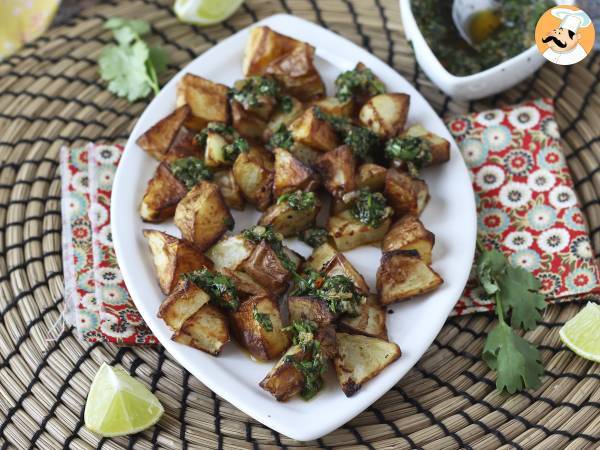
559, 302, 600, 363
84, 363, 164, 437
174, 0, 244, 26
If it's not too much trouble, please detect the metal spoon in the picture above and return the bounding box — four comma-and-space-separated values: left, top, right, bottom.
452, 0, 499, 46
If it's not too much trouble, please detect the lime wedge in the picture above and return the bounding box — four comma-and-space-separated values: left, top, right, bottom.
174, 0, 244, 26
84, 363, 164, 437
559, 302, 600, 363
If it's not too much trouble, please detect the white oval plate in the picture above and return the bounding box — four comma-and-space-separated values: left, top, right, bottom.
112, 13, 476, 442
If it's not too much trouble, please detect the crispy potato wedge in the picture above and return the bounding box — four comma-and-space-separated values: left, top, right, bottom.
315, 145, 357, 198
206, 235, 255, 271
173, 303, 230, 355
137, 105, 190, 161
288, 296, 335, 326
359, 93, 410, 139
204, 131, 230, 168
384, 168, 429, 217
213, 169, 245, 210
231, 100, 268, 139
401, 124, 450, 166
265, 43, 325, 101
328, 209, 391, 252
163, 127, 203, 162
263, 97, 305, 141
323, 253, 370, 295
334, 333, 401, 397
140, 162, 188, 223
158, 279, 210, 331
221, 268, 268, 300
240, 241, 292, 296
232, 78, 278, 120
273, 148, 319, 198
339, 294, 387, 340
258, 197, 321, 237
230, 295, 290, 361
143, 230, 213, 294
289, 107, 339, 152
177, 74, 229, 131
243, 26, 299, 76
316, 325, 338, 360
382, 215, 435, 265
289, 142, 322, 167
259, 345, 306, 401
356, 163, 387, 192
305, 241, 338, 272
376, 250, 443, 305
174, 181, 234, 251
232, 146, 274, 211
311, 96, 354, 118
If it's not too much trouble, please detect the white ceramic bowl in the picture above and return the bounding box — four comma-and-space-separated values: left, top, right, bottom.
399, 0, 574, 100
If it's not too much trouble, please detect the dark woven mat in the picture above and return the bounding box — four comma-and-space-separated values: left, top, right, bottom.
0, 0, 599, 448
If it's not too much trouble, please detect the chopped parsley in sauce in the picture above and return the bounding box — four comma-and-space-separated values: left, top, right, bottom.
252, 305, 273, 332
299, 227, 329, 248
334, 67, 385, 102
277, 191, 316, 211
169, 157, 213, 189
351, 189, 392, 228
184, 268, 239, 311
385, 136, 432, 177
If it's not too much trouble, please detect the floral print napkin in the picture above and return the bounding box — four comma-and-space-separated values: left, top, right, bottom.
446, 98, 600, 315
61, 144, 157, 344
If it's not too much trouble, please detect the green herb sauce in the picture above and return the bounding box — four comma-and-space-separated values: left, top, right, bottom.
252, 305, 273, 332
169, 157, 213, 190
334, 67, 386, 102
277, 191, 316, 211
184, 268, 240, 311
242, 225, 296, 272
299, 227, 329, 248
351, 189, 391, 228
385, 136, 432, 177
267, 124, 294, 150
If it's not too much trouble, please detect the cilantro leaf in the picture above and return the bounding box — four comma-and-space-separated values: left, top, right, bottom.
105, 18, 150, 36
482, 322, 544, 393
498, 265, 546, 331
477, 249, 506, 296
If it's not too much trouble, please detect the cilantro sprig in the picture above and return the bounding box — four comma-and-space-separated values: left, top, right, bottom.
477, 241, 546, 393
99, 18, 167, 102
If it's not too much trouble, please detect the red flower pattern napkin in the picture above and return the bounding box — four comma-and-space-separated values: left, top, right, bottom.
446, 98, 600, 315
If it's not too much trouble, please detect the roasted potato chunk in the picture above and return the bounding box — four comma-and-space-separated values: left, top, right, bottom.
265, 43, 325, 101
339, 294, 387, 340
232, 146, 274, 211
173, 303, 230, 355
206, 235, 255, 271
204, 131, 230, 168
177, 74, 229, 131
289, 142, 321, 167
305, 241, 338, 272
260, 345, 306, 401
357, 163, 387, 192
382, 215, 435, 265
289, 107, 339, 152
263, 97, 304, 141
136, 105, 190, 161
163, 127, 203, 162
231, 100, 268, 140
213, 169, 245, 210
311, 96, 353, 118
328, 209, 391, 251
334, 333, 401, 397
143, 230, 213, 294
401, 124, 450, 166
315, 145, 357, 198
258, 195, 321, 237
174, 181, 234, 251
273, 148, 319, 198
158, 279, 210, 331
359, 93, 410, 139
243, 26, 300, 76
221, 268, 268, 300
240, 241, 292, 296
384, 168, 429, 217
230, 296, 290, 361
288, 296, 335, 326
376, 250, 443, 305
323, 253, 370, 295
140, 163, 188, 223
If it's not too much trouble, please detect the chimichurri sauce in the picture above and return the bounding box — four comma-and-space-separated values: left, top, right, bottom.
411, 0, 555, 76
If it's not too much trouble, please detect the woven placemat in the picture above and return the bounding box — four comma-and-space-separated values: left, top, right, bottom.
0, 1, 599, 448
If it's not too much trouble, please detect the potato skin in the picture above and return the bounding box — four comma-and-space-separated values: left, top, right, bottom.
327, 209, 391, 252
229, 295, 290, 361
172, 303, 230, 355
158, 279, 210, 331
258, 199, 321, 237
221, 268, 268, 300
356, 163, 387, 192
339, 294, 387, 340
174, 181, 233, 251
289, 107, 339, 152
259, 345, 306, 401
232, 146, 275, 211
143, 229, 213, 295
376, 250, 443, 305
163, 127, 203, 162
136, 105, 190, 161
384, 168, 429, 218
311, 96, 354, 118
323, 253, 370, 295
288, 296, 335, 327
382, 215, 435, 264
273, 148, 319, 198
243, 26, 299, 76
315, 145, 357, 198
140, 162, 188, 223
263, 97, 304, 141
359, 93, 410, 139
177, 74, 229, 131
231, 100, 267, 140
240, 241, 292, 296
